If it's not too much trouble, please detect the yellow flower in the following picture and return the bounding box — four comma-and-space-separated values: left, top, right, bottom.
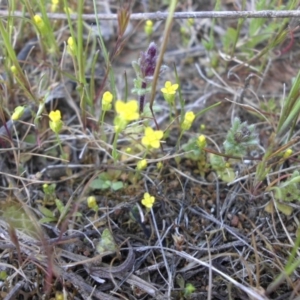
144, 20, 153, 36
283, 148, 293, 159
180, 26, 188, 35
49, 110, 61, 122
197, 135, 207, 149
184, 111, 195, 123
51, 0, 59, 12
49, 110, 63, 133
161, 81, 179, 95
11, 106, 25, 121
33, 15, 46, 34
67, 36, 76, 55
55, 292, 64, 300
187, 18, 195, 26
141, 127, 163, 149
115, 100, 139, 122
137, 159, 147, 171
141, 192, 155, 209
181, 111, 195, 131
102, 91, 113, 111
87, 196, 97, 209
161, 81, 179, 104
157, 162, 163, 170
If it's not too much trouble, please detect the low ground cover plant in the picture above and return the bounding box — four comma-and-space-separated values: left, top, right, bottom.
1, 0, 300, 299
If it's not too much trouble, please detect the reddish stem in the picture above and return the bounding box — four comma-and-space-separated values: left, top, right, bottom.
279, 29, 295, 56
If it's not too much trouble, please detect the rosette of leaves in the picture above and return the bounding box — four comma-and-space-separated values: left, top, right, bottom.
89, 171, 123, 191
223, 117, 259, 157
210, 153, 235, 183
270, 171, 300, 202
181, 137, 205, 161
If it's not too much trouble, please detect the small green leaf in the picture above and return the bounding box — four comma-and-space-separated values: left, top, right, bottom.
182, 137, 202, 161
111, 181, 123, 191
24, 134, 36, 145
96, 228, 117, 253
276, 201, 293, 216
90, 178, 111, 190
38, 205, 54, 218
217, 168, 235, 183
184, 283, 196, 297
222, 27, 237, 52
0, 270, 8, 280
39, 217, 56, 224
175, 274, 185, 289
55, 199, 65, 214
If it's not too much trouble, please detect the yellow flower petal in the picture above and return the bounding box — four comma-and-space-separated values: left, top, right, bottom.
141, 127, 163, 149
154, 130, 163, 139
141, 192, 155, 209
49, 110, 61, 122
11, 106, 25, 121
115, 100, 139, 122
102, 91, 113, 104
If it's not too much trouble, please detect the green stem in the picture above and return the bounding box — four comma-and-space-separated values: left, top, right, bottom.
112, 132, 119, 162
176, 130, 184, 150
55, 134, 64, 160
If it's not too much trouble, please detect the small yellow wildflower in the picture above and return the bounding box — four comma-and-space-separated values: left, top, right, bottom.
115, 100, 139, 122
87, 196, 97, 209
283, 148, 293, 159
137, 159, 147, 171
102, 91, 113, 111
49, 110, 61, 122
187, 18, 195, 26
49, 110, 63, 133
181, 111, 195, 131
67, 36, 76, 56
51, 0, 59, 12
197, 135, 207, 149
180, 26, 188, 35
55, 292, 64, 300
144, 20, 153, 36
161, 81, 179, 105
11, 106, 25, 121
33, 15, 46, 35
184, 283, 196, 296
157, 162, 163, 170
141, 127, 163, 149
161, 81, 179, 95
141, 192, 155, 209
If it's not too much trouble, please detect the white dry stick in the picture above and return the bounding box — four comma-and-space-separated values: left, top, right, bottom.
2, 10, 300, 21
151, 208, 173, 299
